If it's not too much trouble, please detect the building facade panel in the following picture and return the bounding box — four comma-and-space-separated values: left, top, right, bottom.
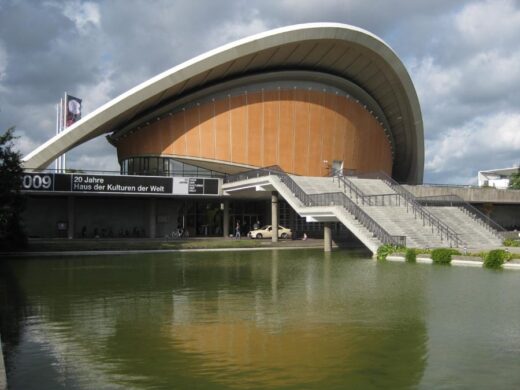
247, 92, 263, 167
199, 103, 215, 159
230, 94, 247, 164
262, 90, 279, 167
115, 88, 393, 177
279, 90, 295, 173
214, 98, 231, 162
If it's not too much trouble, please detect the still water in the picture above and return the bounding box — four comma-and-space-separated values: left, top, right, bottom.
1, 249, 520, 389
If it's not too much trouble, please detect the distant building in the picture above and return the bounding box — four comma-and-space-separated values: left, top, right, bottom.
478, 167, 520, 189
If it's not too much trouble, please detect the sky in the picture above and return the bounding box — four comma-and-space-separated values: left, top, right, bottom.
0, 0, 519, 184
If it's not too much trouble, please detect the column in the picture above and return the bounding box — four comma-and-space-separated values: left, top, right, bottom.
271, 191, 278, 243
67, 196, 75, 239
222, 200, 229, 238
324, 222, 332, 252
149, 198, 156, 239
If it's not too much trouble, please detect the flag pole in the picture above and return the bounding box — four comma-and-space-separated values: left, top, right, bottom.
55, 103, 60, 172
62, 92, 67, 172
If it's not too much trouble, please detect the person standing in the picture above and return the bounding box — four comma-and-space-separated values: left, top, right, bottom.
235, 221, 241, 239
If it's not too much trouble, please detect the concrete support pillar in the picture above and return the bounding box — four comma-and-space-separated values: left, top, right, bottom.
222, 200, 230, 238
149, 198, 156, 239
271, 191, 278, 243
324, 222, 332, 252
67, 196, 74, 239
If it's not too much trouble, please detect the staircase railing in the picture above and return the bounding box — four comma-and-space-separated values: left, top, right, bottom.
416, 194, 506, 236
332, 173, 365, 203
225, 166, 405, 247
333, 174, 402, 206
355, 171, 464, 247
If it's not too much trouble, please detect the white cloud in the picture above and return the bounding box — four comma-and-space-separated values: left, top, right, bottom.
77, 73, 114, 112
426, 112, 520, 177
410, 56, 461, 105
455, 0, 520, 49
62, 0, 101, 33
0, 40, 7, 81
211, 11, 270, 47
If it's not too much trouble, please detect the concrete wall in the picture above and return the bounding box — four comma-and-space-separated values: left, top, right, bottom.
473, 204, 520, 230
23, 196, 69, 238
74, 197, 149, 238
404, 185, 520, 204
23, 195, 218, 239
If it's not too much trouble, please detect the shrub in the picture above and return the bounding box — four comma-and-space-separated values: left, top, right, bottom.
503, 238, 520, 247
431, 248, 459, 264
405, 248, 416, 263
376, 244, 404, 260
484, 249, 511, 268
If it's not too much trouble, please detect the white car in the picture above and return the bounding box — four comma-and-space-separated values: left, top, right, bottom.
248, 225, 292, 239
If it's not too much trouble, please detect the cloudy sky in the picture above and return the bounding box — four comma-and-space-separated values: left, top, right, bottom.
1, 0, 519, 184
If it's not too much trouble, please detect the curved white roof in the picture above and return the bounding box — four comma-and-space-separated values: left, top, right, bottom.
23, 22, 424, 183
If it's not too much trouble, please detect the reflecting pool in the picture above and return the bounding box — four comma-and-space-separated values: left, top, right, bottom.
1, 249, 520, 389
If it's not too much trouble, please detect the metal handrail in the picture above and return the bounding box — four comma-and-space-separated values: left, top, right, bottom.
356, 171, 464, 247
332, 174, 366, 203
225, 166, 405, 247
361, 193, 402, 206
333, 175, 403, 206
416, 194, 506, 234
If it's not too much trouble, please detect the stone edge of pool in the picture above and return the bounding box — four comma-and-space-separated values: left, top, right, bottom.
387, 254, 520, 270
0, 245, 331, 258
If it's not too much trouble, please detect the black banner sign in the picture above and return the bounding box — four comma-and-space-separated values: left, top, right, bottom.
21, 173, 220, 196
70, 174, 172, 194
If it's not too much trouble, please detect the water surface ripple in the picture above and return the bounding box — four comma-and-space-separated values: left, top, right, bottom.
1, 250, 520, 389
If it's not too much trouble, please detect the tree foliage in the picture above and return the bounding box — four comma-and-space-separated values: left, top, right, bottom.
0, 127, 27, 250
509, 171, 520, 189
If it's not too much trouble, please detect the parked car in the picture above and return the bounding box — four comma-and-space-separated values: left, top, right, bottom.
248, 225, 292, 239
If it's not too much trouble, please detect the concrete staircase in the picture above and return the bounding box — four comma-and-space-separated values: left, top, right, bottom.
426, 206, 503, 248
349, 178, 394, 195
360, 206, 450, 248
224, 174, 388, 253
291, 174, 503, 249
224, 169, 504, 252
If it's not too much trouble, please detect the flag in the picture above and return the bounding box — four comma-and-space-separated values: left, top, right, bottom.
65, 95, 82, 127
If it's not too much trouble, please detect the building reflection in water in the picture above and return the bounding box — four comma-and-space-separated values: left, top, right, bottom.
2, 251, 428, 389
168, 250, 428, 389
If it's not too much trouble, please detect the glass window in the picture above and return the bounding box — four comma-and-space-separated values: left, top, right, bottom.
149, 157, 158, 175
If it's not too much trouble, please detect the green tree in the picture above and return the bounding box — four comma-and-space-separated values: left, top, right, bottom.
0, 127, 27, 250
509, 171, 520, 189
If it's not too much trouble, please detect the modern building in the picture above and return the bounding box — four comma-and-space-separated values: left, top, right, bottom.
478, 167, 519, 189
21, 23, 425, 241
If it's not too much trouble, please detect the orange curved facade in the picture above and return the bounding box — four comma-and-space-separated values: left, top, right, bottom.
115, 89, 393, 177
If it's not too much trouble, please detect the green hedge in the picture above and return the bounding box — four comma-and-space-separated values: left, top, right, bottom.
484, 249, 512, 268
376, 244, 404, 260
503, 238, 520, 247
405, 248, 417, 263
431, 248, 459, 264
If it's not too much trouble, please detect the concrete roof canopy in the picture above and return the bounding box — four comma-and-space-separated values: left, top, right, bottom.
23, 23, 424, 183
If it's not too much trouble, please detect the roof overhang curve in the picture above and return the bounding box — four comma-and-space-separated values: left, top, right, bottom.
22, 22, 424, 184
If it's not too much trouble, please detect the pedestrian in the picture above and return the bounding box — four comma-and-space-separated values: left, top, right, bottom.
235, 221, 241, 239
